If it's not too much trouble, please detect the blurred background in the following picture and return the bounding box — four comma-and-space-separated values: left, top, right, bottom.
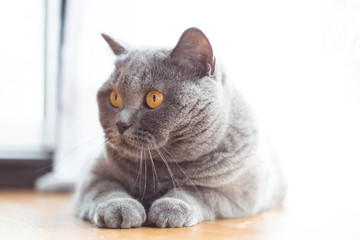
0, 0, 359, 220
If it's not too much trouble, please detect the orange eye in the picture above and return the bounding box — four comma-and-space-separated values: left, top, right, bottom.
110, 90, 121, 108
146, 90, 164, 109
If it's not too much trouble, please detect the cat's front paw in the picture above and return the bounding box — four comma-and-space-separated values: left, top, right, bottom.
148, 197, 198, 228
92, 198, 146, 229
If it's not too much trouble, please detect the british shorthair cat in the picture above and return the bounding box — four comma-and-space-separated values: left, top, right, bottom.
74, 27, 286, 228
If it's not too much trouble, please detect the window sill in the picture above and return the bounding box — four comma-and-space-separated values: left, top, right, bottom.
0, 148, 53, 188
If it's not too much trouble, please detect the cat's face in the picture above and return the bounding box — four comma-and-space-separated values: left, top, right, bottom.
97, 28, 227, 159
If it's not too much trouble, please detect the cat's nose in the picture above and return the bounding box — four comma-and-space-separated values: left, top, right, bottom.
116, 108, 134, 134
116, 121, 132, 134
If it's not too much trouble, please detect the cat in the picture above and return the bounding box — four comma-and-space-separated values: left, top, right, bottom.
74, 27, 286, 228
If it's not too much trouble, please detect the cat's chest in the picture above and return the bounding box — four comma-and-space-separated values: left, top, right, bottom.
112, 157, 175, 205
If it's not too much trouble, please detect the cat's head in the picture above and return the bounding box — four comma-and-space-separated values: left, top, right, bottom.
97, 28, 228, 160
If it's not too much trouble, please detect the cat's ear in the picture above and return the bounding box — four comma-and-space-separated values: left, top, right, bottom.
171, 28, 216, 77
101, 33, 126, 56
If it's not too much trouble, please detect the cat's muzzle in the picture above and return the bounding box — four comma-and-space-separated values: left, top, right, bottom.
123, 129, 156, 148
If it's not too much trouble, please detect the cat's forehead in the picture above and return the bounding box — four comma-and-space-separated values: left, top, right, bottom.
111, 49, 169, 90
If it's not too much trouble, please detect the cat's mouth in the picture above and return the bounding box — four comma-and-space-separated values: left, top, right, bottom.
121, 130, 158, 149
122, 136, 146, 147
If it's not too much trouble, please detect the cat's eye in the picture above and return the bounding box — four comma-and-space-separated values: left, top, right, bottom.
110, 90, 121, 108
146, 90, 164, 109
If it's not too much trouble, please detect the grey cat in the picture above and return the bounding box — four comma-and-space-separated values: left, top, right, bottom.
74, 28, 286, 228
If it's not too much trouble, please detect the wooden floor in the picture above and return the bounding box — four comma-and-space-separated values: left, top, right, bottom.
0, 191, 359, 240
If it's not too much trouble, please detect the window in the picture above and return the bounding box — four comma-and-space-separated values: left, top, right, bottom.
0, 0, 61, 149
0, 0, 61, 187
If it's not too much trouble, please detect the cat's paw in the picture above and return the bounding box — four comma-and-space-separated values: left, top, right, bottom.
148, 197, 198, 228
92, 198, 146, 229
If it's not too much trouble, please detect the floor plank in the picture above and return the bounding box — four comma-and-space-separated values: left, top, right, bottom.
0, 191, 358, 240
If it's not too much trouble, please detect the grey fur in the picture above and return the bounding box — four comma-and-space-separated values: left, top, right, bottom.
74, 28, 286, 228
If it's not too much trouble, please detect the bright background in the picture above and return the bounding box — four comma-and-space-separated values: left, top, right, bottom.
0, 0, 45, 147
26, 0, 360, 219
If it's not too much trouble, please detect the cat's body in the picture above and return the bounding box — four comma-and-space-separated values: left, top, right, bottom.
74, 28, 286, 228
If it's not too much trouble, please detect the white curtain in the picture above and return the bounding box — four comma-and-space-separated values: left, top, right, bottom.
36, 0, 360, 199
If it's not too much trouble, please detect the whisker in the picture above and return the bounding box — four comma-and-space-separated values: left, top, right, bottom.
141, 148, 147, 200
161, 146, 200, 195
56, 135, 105, 161
131, 142, 141, 193
35, 164, 53, 175
45, 138, 105, 176
154, 145, 177, 197
36, 136, 105, 175
148, 148, 161, 192
35, 141, 106, 190
139, 145, 143, 193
